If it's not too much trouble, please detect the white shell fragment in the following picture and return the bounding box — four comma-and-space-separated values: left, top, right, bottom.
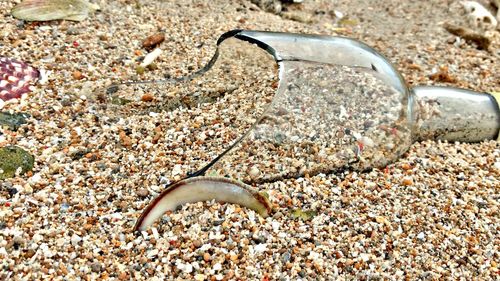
333, 10, 344, 20
38, 69, 50, 85
11, 0, 100, 22
134, 176, 272, 231
140, 48, 163, 68
461, 1, 498, 29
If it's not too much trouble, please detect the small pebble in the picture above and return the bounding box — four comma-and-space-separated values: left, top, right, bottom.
118, 272, 129, 280
213, 263, 222, 271
493, 162, 500, 170
194, 274, 205, 281
184, 263, 193, 273
141, 93, 154, 102
91, 262, 102, 273
71, 234, 82, 245
402, 176, 413, 186
417, 232, 426, 241
249, 166, 260, 179
230, 254, 238, 262
136, 188, 149, 197
72, 70, 84, 80
193, 240, 202, 248
143, 33, 166, 49
136, 65, 146, 75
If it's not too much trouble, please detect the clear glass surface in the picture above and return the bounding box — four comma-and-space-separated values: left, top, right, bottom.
211, 60, 412, 183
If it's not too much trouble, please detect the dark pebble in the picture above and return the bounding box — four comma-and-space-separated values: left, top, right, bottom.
91, 262, 102, 273
252, 235, 266, 244
7, 187, 18, 197
281, 251, 291, 262
66, 27, 81, 35
106, 85, 119, 95
0, 112, 29, 131
213, 219, 224, 226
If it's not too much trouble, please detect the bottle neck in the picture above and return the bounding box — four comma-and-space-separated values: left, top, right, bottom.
410, 86, 500, 142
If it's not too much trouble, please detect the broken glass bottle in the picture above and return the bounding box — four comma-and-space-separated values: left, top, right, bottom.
114, 30, 500, 183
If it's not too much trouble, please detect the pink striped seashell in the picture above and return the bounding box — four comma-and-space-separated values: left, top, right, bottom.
0, 57, 40, 101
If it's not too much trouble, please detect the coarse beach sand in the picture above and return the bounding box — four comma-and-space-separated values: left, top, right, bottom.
1, 0, 499, 280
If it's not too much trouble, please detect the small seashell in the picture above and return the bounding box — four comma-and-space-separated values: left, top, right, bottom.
140, 48, 163, 68
0, 57, 39, 101
11, 0, 100, 22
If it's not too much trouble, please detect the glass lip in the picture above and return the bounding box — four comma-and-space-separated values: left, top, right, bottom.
224, 29, 415, 146
215, 29, 409, 96
116, 29, 410, 97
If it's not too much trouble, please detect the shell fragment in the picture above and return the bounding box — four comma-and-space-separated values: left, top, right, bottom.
134, 176, 272, 231
0, 57, 39, 101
